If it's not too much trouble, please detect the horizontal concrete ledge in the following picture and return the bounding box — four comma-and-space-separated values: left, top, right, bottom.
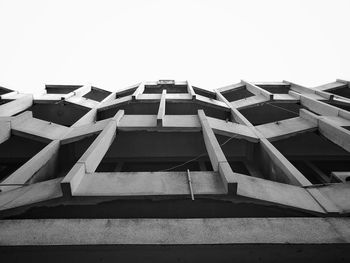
0, 177, 63, 212
255, 117, 317, 142
74, 171, 226, 196
1, 218, 350, 246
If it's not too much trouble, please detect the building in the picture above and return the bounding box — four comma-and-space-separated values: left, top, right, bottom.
1, 79, 350, 262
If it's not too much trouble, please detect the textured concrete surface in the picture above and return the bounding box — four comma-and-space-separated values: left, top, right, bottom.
237, 174, 325, 213
1, 218, 350, 246
75, 171, 226, 196
1, 80, 350, 218
0, 177, 63, 211
256, 117, 317, 141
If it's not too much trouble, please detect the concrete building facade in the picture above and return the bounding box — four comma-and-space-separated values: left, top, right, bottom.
1, 79, 350, 262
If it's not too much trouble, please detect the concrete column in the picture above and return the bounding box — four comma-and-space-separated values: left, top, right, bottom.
157, 89, 166, 127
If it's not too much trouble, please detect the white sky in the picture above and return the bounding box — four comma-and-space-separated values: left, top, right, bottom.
0, 0, 349, 93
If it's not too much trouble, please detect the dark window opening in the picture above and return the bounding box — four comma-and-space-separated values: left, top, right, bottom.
0, 99, 12, 105
98, 101, 231, 122
326, 85, 350, 98
0, 136, 47, 183
120, 161, 200, 172
215, 134, 259, 178
45, 85, 83, 94
20, 134, 99, 185
97, 159, 212, 172
6, 198, 313, 219
239, 102, 302, 126
83, 87, 111, 102
144, 84, 187, 94
256, 84, 291, 94
228, 161, 251, 175
324, 101, 350, 112
273, 131, 350, 184
97, 101, 159, 120
27, 102, 90, 127
50, 134, 98, 180
116, 87, 137, 99
0, 86, 13, 95
312, 160, 350, 177
96, 131, 212, 172
291, 161, 326, 184
166, 102, 231, 121
273, 131, 350, 159
193, 86, 216, 99
221, 86, 254, 102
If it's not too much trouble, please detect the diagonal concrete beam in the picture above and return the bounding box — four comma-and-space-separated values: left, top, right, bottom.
216, 87, 312, 187
132, 82, 145, 100
0, 177, 63, 212
216, 82, 245, 93
60, 162, 86, 196
61, 84, 91, 100
237, 174, 326, 213
207, 116, 258, 142
231, 94, 269, 110
61, 110, 123, 195
77, 121, 117, 173
12, 115, 69, 141
198, 110, 237, 194
259, 137, 312, 186
300, 109, 350, 152
0, 140, 60, 192
187, 80, 196, 100
0, 94, 33, 117
61, 126, 115, 196
215, 91, 253, 126
0, 91, 18, 99
314, 81, 347, 91
61, 119, 110, 144
241, 80, 273, 100
98, 95, 133, 111
285, 80, 333, 100
319, 119, 350, 152
75, 110, 123, 171
72, 108, 97, 127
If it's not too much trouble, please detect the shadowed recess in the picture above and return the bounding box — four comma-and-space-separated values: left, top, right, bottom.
96, 131, 213, 172
273, 131, 350, 184
27, 102, 90, 127
0, 135, 47, 182
239, 102, 302, 126
221, 86, 254, 102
